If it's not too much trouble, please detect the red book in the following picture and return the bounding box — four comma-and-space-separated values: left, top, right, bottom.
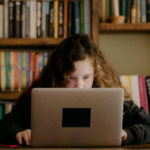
34, 53, 38, 80
0, 143, 22, 147
138, 76, 149, 115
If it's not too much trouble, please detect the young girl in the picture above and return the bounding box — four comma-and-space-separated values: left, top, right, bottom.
0, 34, 150, 146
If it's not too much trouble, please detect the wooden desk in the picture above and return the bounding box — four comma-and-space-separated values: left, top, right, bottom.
1, 144, 150, 150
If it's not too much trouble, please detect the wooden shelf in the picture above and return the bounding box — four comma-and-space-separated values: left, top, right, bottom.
0, 93, 21, 100
99, 23, 150, 33
0, 38, 65, 48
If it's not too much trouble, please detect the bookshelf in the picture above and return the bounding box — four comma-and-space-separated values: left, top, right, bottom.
99, 23, 150, 33
0, 0, 99, 100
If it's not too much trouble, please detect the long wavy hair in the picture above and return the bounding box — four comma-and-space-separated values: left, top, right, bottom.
12, 34, 130, 113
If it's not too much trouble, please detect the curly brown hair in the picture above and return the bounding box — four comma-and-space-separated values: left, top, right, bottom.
12, 34, 130, 113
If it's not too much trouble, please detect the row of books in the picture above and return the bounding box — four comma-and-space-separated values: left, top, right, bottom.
0, 0, 91, 38
0, 51, 50, 92
0, 101, 15, 119
120, 75, 150, 115
99, 0, 150, 23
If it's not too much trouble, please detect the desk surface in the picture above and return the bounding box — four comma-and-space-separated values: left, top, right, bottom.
1, 144, 150, 150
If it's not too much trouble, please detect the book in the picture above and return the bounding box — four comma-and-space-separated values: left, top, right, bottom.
125, 75, 132, 99
109, 0, 114, 18
147, 0, 150, 22
54, 0, 58, 38
38, 53, 43, 76
29, 52, 34, 85
34, 53, 38, 80
131, 0, 137, 23
30, 1, 36, 38
145, 76, 150, 115
10, 52, 14, 92
130, 75, 141, 107
136, 0, 141, 23
138, 76, 149, 115
0, 143, 22, 147
22, 52, 26, 90
26, 52, 30, 87
120, 0, 126, 20
126, 0, 131, 23
58, 1, 63, 37
26, 1, 30, 38
37, 1, 42, 37
4, 0, 9, 38
43, 52, 49, 66
14, 52, 18, 92
42, 1, 46, 37
74, 1, 80, 34
22, 1, 26, 38
15, 1, 22, 37
101, 0, 106, 22
6, 52, 11, 92
84, 0, 91, 37
50, 1, 54, 37
141, 0, 146, 23
18, 52, 22, 92
1, 52, 5, 92
63, 0, 68, 38
45, 0, 50, 37
0, 105, 4, 119
4, 103, 13, 115
106, 0, 109, 22
68, 1, 73, 37
0, 3, 3, 38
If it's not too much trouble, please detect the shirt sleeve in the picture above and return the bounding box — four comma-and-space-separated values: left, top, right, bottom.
122, 101, 150, 145
0, 107, 31, 144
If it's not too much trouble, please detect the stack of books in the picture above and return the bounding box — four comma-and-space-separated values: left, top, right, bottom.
0, 0, 91, 38
120, 75, 150, 115
0, 51, 50, 93
99, 0, 150, 23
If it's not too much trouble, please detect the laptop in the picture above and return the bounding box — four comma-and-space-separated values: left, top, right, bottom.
31, 88, 124, 147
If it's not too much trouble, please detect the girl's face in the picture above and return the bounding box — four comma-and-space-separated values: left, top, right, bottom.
66, 57, 94, 88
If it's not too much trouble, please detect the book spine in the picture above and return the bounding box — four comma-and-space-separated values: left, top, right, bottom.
10, 52, 14, 92
45, 1, 50, 37
131, 0, 137, 23
5, 52, 7, 92
113, 0, 119, 17
14, 52, 18, 92
63, 0, 68, 38
38, 53, 43, 76
147, 0, 150, 22
26, 52, 30, 87
125, 75, 132, 99
141, 0, 146, 23
145, 76, 150, 115
4, 0, 9, 38
54, 0, 58, 38
30, 1, 36, 38
109, 0, 114, 17
84, 0, 91, 37
0, 4, 4, 38
37, 1, 42, 38
22, 52, 26, 89
58, 1, 63, 37
101, 0, 106, 22
0, 52, 1, 92
42, 1, 46, 37
120, 0, 126, 17
136, 0, 141, 23
32, 52, 35, 81
106, 0, 109, 22
50, 1, 54, 37
18, 52, 22, 92
22, 1, 26, 38
74, 1, 80, 34
1, 52, 5, 92
126, 0, 131, 23
29, 52, 33, 85
138, 76, 149, 115
34, 53, 38, 80
43, 52, 49, 66
80, 0, 85, 33
15, 1, 22, 37
0, 105, 4, 119
68, 2, 73, 37
26, 1, 30, 38
4, 103, 13, 115
130, 75, 141, 107
120, 75, 126, 88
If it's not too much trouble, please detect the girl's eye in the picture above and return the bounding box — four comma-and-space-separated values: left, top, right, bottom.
70, 77, 75, 80
84, 76, 89, 79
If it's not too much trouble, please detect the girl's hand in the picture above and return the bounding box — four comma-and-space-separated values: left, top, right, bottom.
16, 129, 31, 146
122, 129, 127, 142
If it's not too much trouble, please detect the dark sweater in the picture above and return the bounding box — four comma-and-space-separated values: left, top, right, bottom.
0, 100, 150, 145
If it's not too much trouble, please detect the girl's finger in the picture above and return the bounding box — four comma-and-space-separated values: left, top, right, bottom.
23, 132, 30, 146
26, 130, 31, 143
17, 134, 22, 145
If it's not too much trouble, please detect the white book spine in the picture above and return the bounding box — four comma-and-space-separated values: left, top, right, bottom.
42, 1, 46, 37
120, 75, 126, 88
84, 0, 91, 37
30, 1, 37, 38
4, 0, 9, 38
0, 5, 4, 38
4, 104, 13, 115
130, 75, 141, 108
10, 52, 14, 92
